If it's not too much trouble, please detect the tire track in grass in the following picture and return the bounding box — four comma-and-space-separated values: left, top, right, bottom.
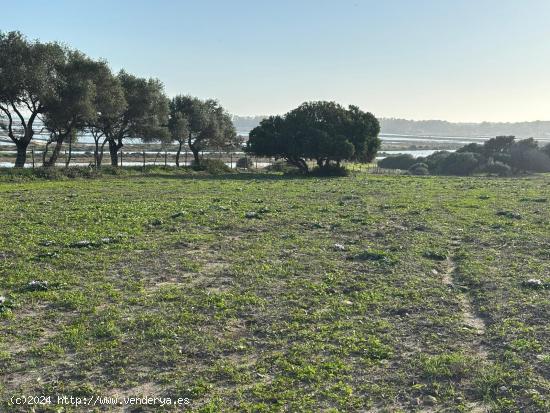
443, 236, 488, 359
440, 235, 490, 413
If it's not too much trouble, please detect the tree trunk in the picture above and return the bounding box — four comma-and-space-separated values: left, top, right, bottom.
44, 138, 64, 167
5, 105, 39, 167
188, 133, 200, 167
42, 140, 53, 165
108, 139, 120, 166
97, 139, 108, 168
65, 137, 72, 167
288, 157, 309, 174
92, 131, 105, 168
190, 146, 200, 166
94, 139, 100, 167
175, 140, 183, 167
14, 141, 29, 168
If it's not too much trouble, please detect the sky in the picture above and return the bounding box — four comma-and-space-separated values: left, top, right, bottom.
2, 0, 550, 122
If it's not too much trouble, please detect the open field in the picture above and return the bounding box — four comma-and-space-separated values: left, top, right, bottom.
0, 170, 549, 412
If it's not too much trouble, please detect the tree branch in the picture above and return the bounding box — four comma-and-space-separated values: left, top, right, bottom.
9, 101, 27, 136
0, 105, 17, 143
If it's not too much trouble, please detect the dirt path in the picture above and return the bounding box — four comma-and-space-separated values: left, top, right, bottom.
443, 237, 488, 359
437, 237, 490, 413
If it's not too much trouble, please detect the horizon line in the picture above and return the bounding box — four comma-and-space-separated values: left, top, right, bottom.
231, 114, 550, 124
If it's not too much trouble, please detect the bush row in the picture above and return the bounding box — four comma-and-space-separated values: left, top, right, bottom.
378, 136, 550, 176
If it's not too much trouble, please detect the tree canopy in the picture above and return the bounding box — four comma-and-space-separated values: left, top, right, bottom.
0, 31, 66, 166
42, 52, 106, 166
169, 95, 238, 167
246, 101, 380, 173
108, 71, 170, 165
0, 31, 167, 168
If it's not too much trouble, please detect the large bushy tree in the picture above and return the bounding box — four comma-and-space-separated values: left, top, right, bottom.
436, 152, 482, 176
167, 111, 190, 167
91, 71, 170, 166
0, 31, 65, 167
42, 52, 104, 167
510, 138, 550, 172
246, 101, 380, 173
88, 65, 126, 167
168, 95, 238, 167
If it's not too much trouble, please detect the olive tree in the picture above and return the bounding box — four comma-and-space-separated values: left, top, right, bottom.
0, 31, 65, 167
88, 65, 126, 167
168, 95, 238, 167
92, 71, 169, 166
42, 52, 103, 167
167, 103, 190, 167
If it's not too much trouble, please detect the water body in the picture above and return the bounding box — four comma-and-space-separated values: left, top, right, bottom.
1, 131, 547, 167
378, 149, 455, 159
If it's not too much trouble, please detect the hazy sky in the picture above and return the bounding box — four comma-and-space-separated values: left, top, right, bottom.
3, 0, 550, 121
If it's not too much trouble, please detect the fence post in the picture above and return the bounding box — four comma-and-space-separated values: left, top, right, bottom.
120, 150, 123, 167
142, 151, 146, 169
230, 153, 233, 169
185, 151, 188, 166
164, 151, 167, 167
31, 149, 35, 169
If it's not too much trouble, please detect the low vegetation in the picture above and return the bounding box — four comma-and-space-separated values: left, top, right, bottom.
379, 136, 550, 176
1, 170, 548, 412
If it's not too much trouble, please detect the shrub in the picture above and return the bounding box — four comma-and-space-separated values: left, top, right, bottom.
510, 146, 550, 172
33, 167, 65, 180
63, 167, 101, 179
377, 154, 416, 170
236, 157, 254, 169
310, 164, 349, 177
456, 143, 484, 154
100, 165, 127, 175
435, 152, 481, 176
424, 151, 451, 172
408, 162, 429, 175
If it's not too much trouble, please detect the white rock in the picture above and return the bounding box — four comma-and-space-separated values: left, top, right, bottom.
525, 279, 543, 287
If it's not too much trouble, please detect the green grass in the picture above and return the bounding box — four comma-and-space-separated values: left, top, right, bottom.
0, 170, 549, 412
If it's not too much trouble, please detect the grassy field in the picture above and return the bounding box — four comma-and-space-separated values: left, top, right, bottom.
0, 170, 549, 412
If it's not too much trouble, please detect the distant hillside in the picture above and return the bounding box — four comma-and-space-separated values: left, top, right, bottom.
233, 115, 550, 138
379, 118, 550, 138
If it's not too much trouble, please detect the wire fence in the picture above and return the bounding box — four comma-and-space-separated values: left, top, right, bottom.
0, 135, 393, 173
0, 145, 276, 170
